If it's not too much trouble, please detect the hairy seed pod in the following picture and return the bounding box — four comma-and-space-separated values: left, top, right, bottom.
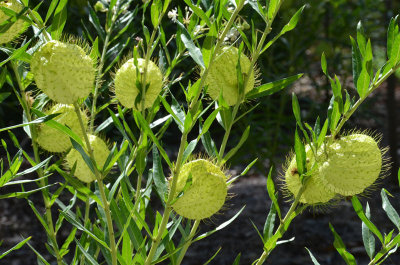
319, 134, 382, 196
65, 134, 109, 183
36, 104, 87, 153
31, 40, 96, 104
284, 147, 336, 204
172, 159, 227, 220
0, 0, 27, 44
114, 58, 163, 110
205, 46, 255, 106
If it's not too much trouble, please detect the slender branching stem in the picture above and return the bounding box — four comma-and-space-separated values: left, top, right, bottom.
144, 3, 248, 264
175, 220, 200, 265
10, 61, 63, 265
73, 102, 118, 265
332, 62, 400, 138
255, 185, 306, 265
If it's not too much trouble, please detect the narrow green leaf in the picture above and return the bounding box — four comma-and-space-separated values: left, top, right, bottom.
194, 206, 245, 242
267, 0, 278, 21
266, 167, 281, 220
292, 93, 302, 128
357, 21, 366, 57
50, 0, 67, 40
294, 128, 306, 175
152, 145, 168, 199
356, 67, 370, 98
45, 0, 59, 23
176, 21, 205, 68
263, 201, 277, 241
0, 237, 31, 259
350, 36, 362, 87
182, 139, 197, 164
222, 125, 250, 163
362, 203, 375, 260
246, 74, 303, 99
134, 111, 172, 167
329, 223, 357, 265
381, 188, 400, 231
352, 196, 383, 243
305, 248, 321, 265
321, 52, 327, 75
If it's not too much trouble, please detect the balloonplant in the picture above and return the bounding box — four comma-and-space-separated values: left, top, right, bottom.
1, 1, 400, 265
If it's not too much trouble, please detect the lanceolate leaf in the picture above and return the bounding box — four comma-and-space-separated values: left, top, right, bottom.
266, 167, 281, 220
351, 196, 383, 243
294, 128, 306, 176
329, 223, 357, 265
176, 21, 205, 68
246, 74, 303, 99
50, 0, 67, 40
362, 203, 375, 259
381, 189, 400, 231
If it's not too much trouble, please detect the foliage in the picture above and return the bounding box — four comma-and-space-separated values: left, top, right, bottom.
0, 1, 400, 265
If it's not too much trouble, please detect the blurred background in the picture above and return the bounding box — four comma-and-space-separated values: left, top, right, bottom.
1, 0, 400, 264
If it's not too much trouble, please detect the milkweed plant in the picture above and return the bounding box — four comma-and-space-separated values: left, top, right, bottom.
1, 0, 400, 264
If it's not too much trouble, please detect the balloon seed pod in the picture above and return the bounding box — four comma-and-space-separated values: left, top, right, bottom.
204, 46, 257, 106
0, 0, 28, 44
171, 159, 228, 220
65, 134, 110, 183
318, 132, 388, 196
282, 147, 336, 205
114, 58, 163, 110
30, 40, 96, 104
36, 104, 88, 153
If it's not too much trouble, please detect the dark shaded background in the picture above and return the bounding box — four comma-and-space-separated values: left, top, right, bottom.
2, 0, 400, 264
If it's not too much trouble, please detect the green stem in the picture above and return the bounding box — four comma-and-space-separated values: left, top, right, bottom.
255, 184, 306, 265
73, 102, 118, 265
175, 220, 200, 265
332, 62, 400, 138
144, 2, 246, 264
90, 6, 118, 132
10, 61, 63, 265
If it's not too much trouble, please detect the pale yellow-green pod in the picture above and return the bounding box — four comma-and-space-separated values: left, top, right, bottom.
0, 0, 27, 44
65, 134, 109, 183
114, 58, 163, 110
205, 46, 255, 106
284, 146, 336, 205
319, 134, 382, 196
172, 159, 228, 220
36, 104, 87, 153
31, 40, 96, 104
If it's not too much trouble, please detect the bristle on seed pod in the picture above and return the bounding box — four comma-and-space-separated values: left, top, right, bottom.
31, 40, 96, 104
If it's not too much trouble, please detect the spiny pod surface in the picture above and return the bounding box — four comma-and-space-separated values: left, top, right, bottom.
205, 46, 255, 106
31, 40, 95, 104
0, 0, 27, 44
65, 134, 109, 183
172, 159, 228, 220
284, 146, 336, 204
37, 104, 87, 153
319, 134, 382, 196
114, 58, 163, 110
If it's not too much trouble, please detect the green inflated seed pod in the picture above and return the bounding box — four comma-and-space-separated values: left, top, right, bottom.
31, 40, 96, 104
172, 159, 228, 220
114, 58, 163, 110
205, 46, 255, 106
319, 133, 382, 196
284, 146, 336, 204
36, 104, 87, 153
65, 134, 109, 183
0, 0, 27, 44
